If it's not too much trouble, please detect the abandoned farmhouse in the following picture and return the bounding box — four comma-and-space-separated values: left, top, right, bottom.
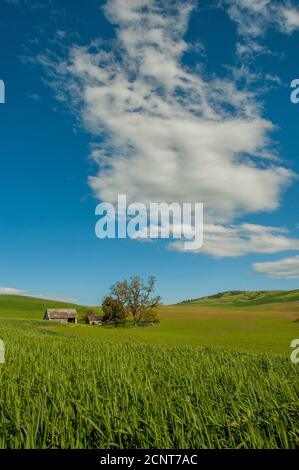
44, 309, 78, 324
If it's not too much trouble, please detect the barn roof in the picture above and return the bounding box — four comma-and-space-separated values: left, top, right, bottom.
45, 309, 77, 319
86, 314, 102, 321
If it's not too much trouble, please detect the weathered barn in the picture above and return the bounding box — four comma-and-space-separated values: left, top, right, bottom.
86, 314, 102, 326
44, 309, 78, 324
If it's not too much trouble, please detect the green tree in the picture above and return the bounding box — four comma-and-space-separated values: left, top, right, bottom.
102, 296, 127, 325
109, 276, 161, 325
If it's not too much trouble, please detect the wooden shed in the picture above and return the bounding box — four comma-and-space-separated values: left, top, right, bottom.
86, 314, 102, 325
44, 309, 78, 324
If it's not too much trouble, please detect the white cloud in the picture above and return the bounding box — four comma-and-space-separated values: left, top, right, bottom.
0, 287, 26, 295
224, 0, 299, 56
224, 0, 271, 39
280, 7, 299, 34
44, 1, 293, 219
30, 293, 78, 303
0, 286, 77, 302
39, 0, 299, 259
253, 255, 299, 278
170, 223, 299, 258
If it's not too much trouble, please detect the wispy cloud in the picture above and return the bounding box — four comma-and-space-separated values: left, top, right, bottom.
0, 286, 77, 303
170, 223, 299, 258
1, 0, 21, 4
253, 255, 299, 279
28, 93, 40, 101
224, 0, 299, 57
0, 287, 26, 295
1, 0, 46, 8
30, 293, 78, 303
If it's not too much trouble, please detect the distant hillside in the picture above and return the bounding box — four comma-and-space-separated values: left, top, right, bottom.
179, 289, 299, 306
0, 295, 97, 320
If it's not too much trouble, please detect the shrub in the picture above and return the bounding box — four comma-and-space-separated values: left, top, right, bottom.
102, 296, 127, 325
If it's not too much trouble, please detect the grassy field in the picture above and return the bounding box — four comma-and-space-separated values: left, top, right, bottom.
0, 294, 299, 354
0, 294, 298, 448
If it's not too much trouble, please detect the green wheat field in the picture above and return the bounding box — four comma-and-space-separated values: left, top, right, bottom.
0, 292, 298, 449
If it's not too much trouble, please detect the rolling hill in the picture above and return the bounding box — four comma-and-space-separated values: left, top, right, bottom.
0, 295, 93, 320
179, 289, 299, 306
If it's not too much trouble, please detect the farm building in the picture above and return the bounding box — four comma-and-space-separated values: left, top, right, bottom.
86, 314, 102, 325
44, 309, 78, 324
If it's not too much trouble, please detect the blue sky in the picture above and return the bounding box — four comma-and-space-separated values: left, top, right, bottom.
1, 0, 299, 305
